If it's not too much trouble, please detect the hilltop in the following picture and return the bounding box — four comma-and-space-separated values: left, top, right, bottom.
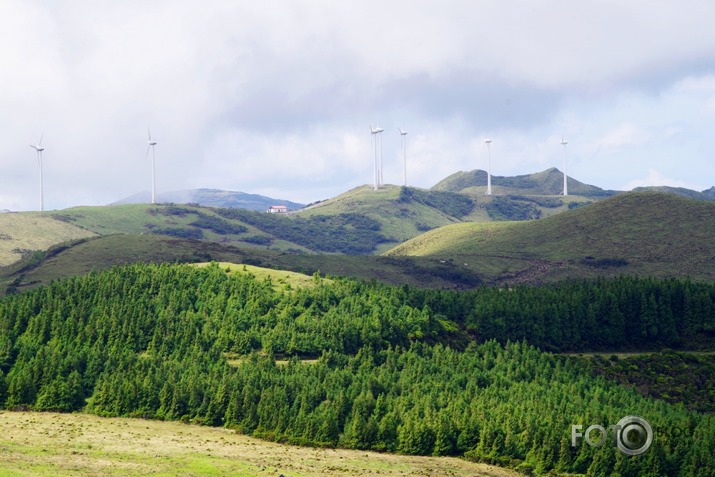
432, 167, 617, 197
632, 185, 715, 201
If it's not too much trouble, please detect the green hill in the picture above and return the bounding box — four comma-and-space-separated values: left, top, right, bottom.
386, 192, 715, 284
298, 185, 473, 250
0, 234, 486, 295
6, 191, 715, 291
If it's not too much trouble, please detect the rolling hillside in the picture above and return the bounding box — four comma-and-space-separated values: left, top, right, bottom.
386, 192, 715, 284
0, 234, 485, 295
298, 185, 473, 249
5, 191, 715, 292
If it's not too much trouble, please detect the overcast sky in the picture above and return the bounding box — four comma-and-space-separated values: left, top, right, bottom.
2, 1, 715, 211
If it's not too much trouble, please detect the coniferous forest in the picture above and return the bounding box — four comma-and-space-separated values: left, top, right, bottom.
0, 263, 714, 476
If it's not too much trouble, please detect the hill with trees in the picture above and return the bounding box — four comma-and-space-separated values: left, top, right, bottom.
1, 262, 714, 475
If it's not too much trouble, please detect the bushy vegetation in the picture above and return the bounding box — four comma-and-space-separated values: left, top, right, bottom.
148, 206, 199, 217
591, 351, 715, 413
399, 187, 474, 218
485, 197, 542, 220
0, 264, 714, 475
240, 235, 272, 246
188, 216, 248, 235
216, 209, 392, 254
507, 195, 563, 208
151, 227, 204, 240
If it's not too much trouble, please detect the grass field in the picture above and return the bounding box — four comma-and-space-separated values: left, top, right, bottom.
0, 213, 96, 266
191, 262, 323, 291
0, 412, 517, 477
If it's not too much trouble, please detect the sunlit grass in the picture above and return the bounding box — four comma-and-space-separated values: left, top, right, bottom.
0, 412, 518, 477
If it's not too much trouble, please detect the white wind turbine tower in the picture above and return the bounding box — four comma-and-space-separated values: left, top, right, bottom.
370, 126, 382, 190
484, 137, 493, 195
146, 126, 158, 204
399, 128, 408, 186
369, 125, 384, 189
376, 125, 384, 186
29, 134, 45, 211
560, 137, 568, 196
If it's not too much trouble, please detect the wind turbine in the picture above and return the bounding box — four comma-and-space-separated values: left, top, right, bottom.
146, 126, 158, 204
399, 128, 408, 186
376, 125, 384, 186
560, 137, 568, 196
483, 137, 493, 195
370, 125, 384, 190
370, 126, 380, 190
29, 134, 45, 211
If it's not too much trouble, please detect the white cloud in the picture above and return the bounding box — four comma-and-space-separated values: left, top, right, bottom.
1, 1, 715, 210
598, 123, 652, 149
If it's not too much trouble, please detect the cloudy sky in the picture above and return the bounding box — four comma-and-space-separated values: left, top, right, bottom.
2, 1, 715, 210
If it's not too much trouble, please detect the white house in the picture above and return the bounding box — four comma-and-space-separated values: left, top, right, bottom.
267, 205, 288, 214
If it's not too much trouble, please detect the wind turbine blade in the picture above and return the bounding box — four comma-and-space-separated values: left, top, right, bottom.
38, 134, 43, 147
145, 145, 151, 159
148, 126, 152, 142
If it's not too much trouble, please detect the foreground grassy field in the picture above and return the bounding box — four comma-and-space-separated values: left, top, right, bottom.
0, 412, 517, 477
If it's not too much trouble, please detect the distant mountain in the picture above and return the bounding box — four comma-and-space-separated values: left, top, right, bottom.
112, 188, 305, 211
432, 168, 617, 198
632, 185, 715, 201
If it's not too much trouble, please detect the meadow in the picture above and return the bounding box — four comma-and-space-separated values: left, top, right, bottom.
0, 411, 517, 477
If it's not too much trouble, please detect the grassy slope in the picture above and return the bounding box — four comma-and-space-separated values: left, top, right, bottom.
55, 204, 285, 247
298, 185, 463, 248
0, 234, 484, 295
1, 235, 252, 295
0, 412, 516, 477
0, 213, 96, 266
191, 262, 323, 291
386, 192, 715, 284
